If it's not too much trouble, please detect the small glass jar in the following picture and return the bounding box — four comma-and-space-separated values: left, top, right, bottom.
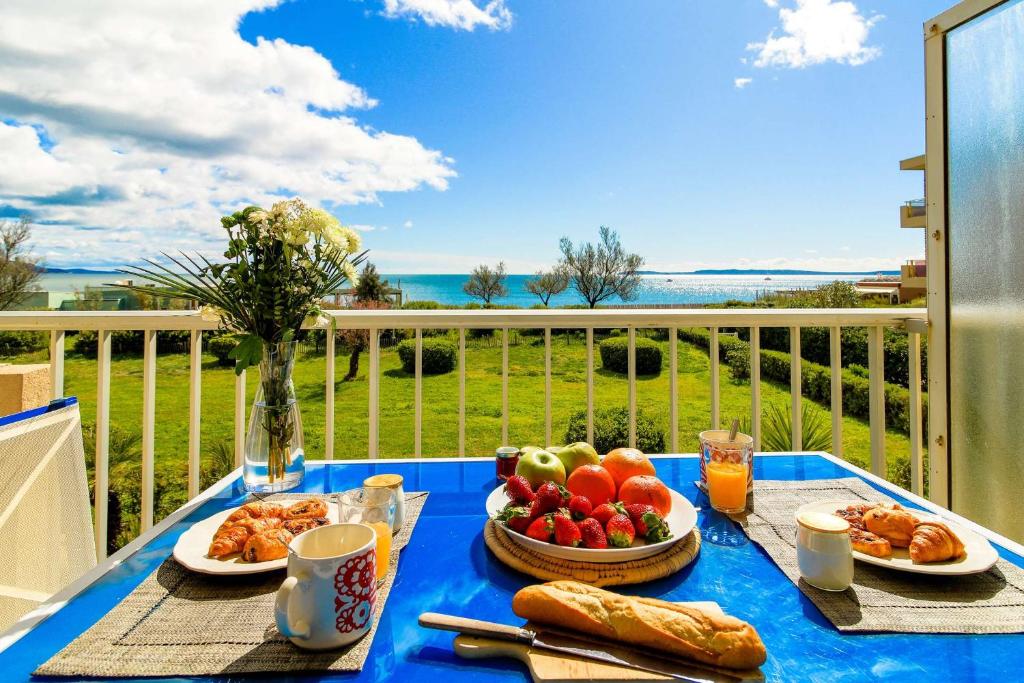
363, 474, 405, 532
795, 509, 854, 592
495, 447, 520, 481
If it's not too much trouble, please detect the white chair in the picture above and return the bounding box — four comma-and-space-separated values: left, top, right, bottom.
0, 398, 95, 631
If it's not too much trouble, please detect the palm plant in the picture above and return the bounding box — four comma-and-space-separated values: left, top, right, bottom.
740, 402, 832, 452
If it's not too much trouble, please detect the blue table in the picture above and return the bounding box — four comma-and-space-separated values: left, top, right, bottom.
3, 454, 1023, 682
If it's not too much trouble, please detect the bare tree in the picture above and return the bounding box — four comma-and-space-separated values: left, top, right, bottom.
558, 226, 644, 308
0, 217, 41, 310
524, 266, 569, 306
463, 262, 508, 304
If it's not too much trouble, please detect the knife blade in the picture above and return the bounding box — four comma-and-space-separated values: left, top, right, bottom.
419, 612, 744, 683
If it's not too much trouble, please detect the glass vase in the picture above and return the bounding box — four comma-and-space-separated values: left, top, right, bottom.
243, 340, 305, 492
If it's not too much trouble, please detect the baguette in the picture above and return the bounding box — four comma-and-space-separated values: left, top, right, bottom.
511, 581, 766, 670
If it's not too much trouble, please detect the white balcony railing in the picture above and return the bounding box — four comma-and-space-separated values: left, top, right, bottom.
0, 308, 929, 559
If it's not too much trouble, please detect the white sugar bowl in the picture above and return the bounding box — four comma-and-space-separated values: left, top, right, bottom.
795, 508, 854, 592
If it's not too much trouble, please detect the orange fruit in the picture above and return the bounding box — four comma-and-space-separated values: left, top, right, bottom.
602, 448, 656, 490
566, 465, 617, 506
618, 475, 672, 516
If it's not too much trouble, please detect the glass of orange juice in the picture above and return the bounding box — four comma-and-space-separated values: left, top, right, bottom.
338, 487, 395, 581
699, 430, 753, 514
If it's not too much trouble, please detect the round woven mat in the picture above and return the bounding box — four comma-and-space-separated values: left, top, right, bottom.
484, 519, 701, 587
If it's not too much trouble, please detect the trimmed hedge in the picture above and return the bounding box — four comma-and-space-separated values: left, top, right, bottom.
397, 337, 457, 375
72, 329, 192, 355
564, 406, 665, 454
208, 333, 243, 366
0, 330, 47, 355
678, 327, 926, 436
598, 337, 662, 375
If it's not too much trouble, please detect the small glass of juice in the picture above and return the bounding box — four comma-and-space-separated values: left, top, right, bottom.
338, 487, 395, 581
699, 430, 753, 514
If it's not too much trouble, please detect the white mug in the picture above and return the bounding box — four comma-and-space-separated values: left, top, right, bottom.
275, 523, 378, 650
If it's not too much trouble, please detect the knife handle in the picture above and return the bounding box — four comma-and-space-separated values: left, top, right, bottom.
418, 613, 534, 644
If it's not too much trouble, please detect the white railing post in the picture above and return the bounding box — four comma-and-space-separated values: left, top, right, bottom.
790, 326, 802, 451
710, 327, 720, 430
867, 326, 886, 477
234, 367, 246, 468
501, 327, 509, 445
908, 330, 924, 495
750, 326, 761, 451
669, 326, 678, 453
586, 327, 594, 445
368, 328, 379, 459
94, 329, 111, 559
830, 326, 843, 459
188, 329, 202, 499
627, 327, 637, 449
458, 328, 466, 457
325, 327, 335, 460
414, 329, 422, 458
141, 330, 156, 532
49, 330, 64, 399
544, 327, 552, 446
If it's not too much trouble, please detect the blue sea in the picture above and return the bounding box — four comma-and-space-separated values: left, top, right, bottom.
38, 272, 867, 307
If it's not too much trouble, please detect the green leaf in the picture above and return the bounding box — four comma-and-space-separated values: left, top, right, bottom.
228, 334, 263, 375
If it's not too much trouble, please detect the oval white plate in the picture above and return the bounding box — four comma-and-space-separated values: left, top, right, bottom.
800, 500, 999, 576
486, 486, 697, 563
173, 501, 339, 575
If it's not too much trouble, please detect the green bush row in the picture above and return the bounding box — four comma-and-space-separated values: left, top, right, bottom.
564, 406, 665, 454
0, 330, 47, 355
678, 327, 927, 436
396, 337, 458, 374
598, 337, 663, 375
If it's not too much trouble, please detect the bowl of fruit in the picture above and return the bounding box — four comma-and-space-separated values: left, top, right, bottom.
486, 444, 697, 563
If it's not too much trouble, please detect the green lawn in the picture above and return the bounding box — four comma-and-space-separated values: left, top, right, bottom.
8, 330, 914, 542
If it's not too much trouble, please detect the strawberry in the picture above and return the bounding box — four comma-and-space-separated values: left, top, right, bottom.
497, 505, 534, 534
605, 513, 635, 548
624, 503, 672, 543
525, 514, 555, 542
577, 517, 608, 549
591, 501, 625, 526
504, 475, 536, 505
535, 482, 569, 514
553, 513, 582, 547
567, 495, 592, 521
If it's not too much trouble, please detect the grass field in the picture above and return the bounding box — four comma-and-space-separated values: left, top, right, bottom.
11, 329, 912, 475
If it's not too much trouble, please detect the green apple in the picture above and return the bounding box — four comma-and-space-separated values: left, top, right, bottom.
553, 442, 600, 475
519, 445, 543, 458
515, 449, 566, 487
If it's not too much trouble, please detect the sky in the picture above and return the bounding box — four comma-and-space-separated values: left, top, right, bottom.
0, 0, 951, 273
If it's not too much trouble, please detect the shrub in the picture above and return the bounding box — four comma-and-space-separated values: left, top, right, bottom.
598, 336, 662, 375
402, 300, 444, 310
72, 329, 192, 355
564, 407, 665, 454
0, 330, 46, 355
208, 333, 243, 366
396, 337, 457, 375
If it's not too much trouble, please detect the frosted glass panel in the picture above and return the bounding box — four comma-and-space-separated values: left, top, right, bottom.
947, 0, 1024, 542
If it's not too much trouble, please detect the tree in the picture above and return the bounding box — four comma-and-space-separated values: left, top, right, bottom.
0, 216, 40, 310
342, 262, 391, 380
463, 262, 508, 304
558, 226, 644, 308
813, 281, 860, 308
524, 266, 569, 306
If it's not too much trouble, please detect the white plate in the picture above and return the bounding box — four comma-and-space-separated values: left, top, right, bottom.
486, 486, 697, 563
172, 501, 339, 575
800, 500, 999, 576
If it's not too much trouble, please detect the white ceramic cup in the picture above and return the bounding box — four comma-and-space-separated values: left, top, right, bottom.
274, 523, 377, 650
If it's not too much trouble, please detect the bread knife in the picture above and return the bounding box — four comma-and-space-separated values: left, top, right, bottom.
419, 612, 744, 683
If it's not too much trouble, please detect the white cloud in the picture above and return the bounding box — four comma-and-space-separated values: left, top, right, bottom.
764, 0, 779, 7
382, 0, 512, 31
350, 224, 379, 232
0, 0, 456, 266
734, 77, 753, 89
747, 0, 882, 69
646, 255, 907, 273
403, 220, 414, 228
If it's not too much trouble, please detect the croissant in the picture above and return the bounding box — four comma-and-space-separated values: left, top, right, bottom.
909, 522, 966, 564
241, 528, 294, 562
849, 528, 892, 558
284, 498, 329, 520
226, 501, 284, 523
834, 504, 876, 531
863, 505, 918, 548
209, 524, 250, 558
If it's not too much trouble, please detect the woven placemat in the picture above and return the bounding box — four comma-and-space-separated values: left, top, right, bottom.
485, 519, 700, 586
738, 478, 1024, 634
36, 491, 429, 677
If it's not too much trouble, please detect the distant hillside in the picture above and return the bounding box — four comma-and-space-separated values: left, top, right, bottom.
39, 266, 120, 274
640, 269, 900, 276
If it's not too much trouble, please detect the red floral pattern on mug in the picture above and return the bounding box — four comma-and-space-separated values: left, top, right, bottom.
334, 549, 377, 633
